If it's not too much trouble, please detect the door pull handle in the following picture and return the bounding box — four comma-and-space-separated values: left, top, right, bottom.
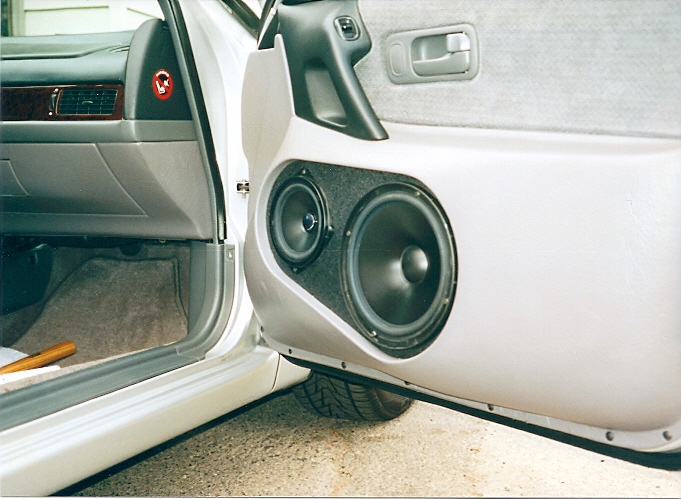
412, 48, 470, 76
412, 33, 471, 76
387, 25, 479, 84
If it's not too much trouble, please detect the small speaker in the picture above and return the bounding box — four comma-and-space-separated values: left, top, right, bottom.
269, 174, 330, 270
342, 183, 456, 356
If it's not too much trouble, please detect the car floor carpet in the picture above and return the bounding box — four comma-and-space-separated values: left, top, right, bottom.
11, 257, 188, 368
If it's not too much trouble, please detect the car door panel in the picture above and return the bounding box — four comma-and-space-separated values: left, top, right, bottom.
243, 1, 681, 453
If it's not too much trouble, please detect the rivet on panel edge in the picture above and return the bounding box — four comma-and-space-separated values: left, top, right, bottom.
487, 404, 495, 411
346, 230, 351, 237
341, 362, 347, 369
260, 326, 264, 333
606, 431, 614, 441
288, 349, 292, 354
663, 431, 672, 441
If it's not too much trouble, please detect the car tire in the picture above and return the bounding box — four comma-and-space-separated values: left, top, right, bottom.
292, 371, 413, 421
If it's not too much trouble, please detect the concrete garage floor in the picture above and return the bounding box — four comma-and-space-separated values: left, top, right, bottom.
67, 392, 681, 497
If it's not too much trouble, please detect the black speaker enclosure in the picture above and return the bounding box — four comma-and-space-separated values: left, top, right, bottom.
268, 172, 330, 270
267, 161, 458, 358
342, 183, 456, 355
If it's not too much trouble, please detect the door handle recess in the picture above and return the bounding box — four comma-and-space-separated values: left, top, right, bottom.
387, 25, 479, 84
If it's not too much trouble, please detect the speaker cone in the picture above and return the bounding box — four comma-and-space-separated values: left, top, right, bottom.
270, 175, 329, 269
342, 184, 456, 357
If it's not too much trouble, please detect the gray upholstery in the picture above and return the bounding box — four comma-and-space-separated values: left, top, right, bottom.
355, 0, 681, 138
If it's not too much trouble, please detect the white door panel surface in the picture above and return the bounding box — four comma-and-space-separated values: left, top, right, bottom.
243, 0, 681, 455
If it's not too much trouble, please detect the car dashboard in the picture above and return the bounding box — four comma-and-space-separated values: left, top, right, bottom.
0, 19, 213, 240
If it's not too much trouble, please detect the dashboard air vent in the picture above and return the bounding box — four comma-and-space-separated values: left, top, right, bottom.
58, 88, 118, 115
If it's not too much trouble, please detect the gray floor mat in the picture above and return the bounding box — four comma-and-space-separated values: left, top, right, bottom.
11, 257, 188, 368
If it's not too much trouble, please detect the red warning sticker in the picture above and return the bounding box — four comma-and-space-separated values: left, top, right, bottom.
152, 69, 173, 100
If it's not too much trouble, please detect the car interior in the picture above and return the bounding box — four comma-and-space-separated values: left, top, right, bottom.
0, 13, 224, 425
1, 0, 680, 464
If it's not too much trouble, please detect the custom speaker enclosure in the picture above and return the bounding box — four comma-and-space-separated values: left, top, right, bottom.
268, 172, 330, 270
267, 161, 457, 358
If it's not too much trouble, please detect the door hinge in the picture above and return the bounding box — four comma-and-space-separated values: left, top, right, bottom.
236, 180, 250, 199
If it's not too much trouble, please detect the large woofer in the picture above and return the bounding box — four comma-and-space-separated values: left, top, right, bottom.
270, 175, 329, 269
342, 184, 456, 357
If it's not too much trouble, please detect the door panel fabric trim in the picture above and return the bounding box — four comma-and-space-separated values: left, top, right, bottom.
355, 0, 681, 138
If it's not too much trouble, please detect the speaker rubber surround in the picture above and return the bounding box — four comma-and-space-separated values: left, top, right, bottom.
269, 174, 329, 270
342, 183, 456, 357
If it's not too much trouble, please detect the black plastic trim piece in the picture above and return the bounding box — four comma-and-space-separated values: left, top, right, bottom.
220, 0, 259, 37
277, 0, 387, 141
124, 19, 193, 121
158, 0, 227, 242
285, 356, 681, 470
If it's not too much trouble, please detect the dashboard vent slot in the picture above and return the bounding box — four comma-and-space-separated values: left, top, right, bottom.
58, 88, 118, 115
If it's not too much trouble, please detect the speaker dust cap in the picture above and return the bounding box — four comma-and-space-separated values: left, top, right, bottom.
270, 175, 329, 270
342, 183, 456, 358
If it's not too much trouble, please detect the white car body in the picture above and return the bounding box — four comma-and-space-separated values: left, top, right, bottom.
1, 2, 308, 495
1, 0, 679, 494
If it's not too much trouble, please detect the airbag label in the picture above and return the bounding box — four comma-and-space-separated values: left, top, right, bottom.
152, 69, 173, 101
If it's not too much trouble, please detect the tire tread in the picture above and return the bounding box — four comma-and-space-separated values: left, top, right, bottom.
293, 371, 412, 421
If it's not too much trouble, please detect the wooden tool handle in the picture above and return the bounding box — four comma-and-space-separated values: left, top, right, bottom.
0, 341, 76, 374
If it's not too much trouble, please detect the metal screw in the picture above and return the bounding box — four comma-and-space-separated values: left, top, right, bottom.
663, 431, 672, 441
346, 230, 351, 237
606, 431, 614, 441
288, 349, 292, 354
260, 326, 264, 333
487, 404, 495, 411
292, 267, 298, 273
301, 169, 307, 175
341, 362, 347, 369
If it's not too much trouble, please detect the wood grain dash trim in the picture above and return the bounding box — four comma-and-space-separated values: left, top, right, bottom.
1, 84, 124, 121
